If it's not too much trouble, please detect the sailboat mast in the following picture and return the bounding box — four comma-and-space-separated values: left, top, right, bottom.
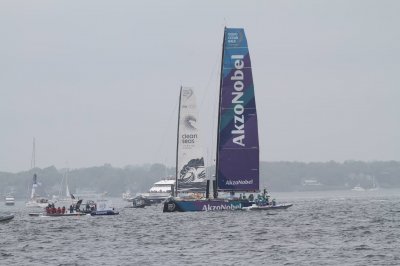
30, 137, 37, 200
31, 137, 36, 169
214, 27, 227, 197
175, 86, 183, 197
65, 169, 70, 197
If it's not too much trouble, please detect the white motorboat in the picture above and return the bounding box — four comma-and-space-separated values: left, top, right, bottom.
140, 178, 175, 203
351, 185, 365, 192
5, 195, 15, 206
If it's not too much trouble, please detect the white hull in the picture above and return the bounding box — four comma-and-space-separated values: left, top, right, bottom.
52, 198, 77, 206
144, 178, 175, 202
26, 201, 48, 208
140, 192, 171, 202
5, 197, 15, 205
243, 203, 293, 211
351, 186, 365, 192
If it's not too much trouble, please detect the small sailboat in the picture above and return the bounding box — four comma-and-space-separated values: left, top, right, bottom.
369, 176, 379, 191
26, 173, 49, 208
53, 169, 77, 205
164, 28, 290, 212
26, 138, 49, 208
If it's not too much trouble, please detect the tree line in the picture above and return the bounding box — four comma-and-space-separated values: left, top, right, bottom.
1, 161, 399, 199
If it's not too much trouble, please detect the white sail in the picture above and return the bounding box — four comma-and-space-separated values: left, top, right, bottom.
65, 169, 71, 198
30, 182, 37, 199
66, 181, 70, 198
26, 138, 50, 208
176, 87, 206, 193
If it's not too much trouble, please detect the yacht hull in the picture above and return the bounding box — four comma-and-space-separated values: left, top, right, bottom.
0, 214, 14, 222
163, 198, 251, 212
243, 203, 293, 211
90, 210, 119, 216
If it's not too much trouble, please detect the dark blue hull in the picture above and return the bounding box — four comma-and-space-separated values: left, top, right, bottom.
90, 210, 119, 216
163, 198, 252, 212
0, 214, 14, 222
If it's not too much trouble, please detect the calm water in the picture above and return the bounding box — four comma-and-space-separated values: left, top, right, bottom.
1, 189, 400, 266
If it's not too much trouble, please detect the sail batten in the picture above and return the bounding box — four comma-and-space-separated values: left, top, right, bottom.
216, 28, 259, 192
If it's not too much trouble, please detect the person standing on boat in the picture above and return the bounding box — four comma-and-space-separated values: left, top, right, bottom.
249, 194, 254, 202
69, 205, 73, 213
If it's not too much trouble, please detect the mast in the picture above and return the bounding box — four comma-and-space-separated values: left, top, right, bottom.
215, 27, 227, 197
30, 137, 37, 199
174, 86, 183, 197
65, 169, 70, 197
31, 137, 36, 169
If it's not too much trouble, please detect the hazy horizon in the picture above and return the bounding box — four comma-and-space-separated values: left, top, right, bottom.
1, 1, 399, 172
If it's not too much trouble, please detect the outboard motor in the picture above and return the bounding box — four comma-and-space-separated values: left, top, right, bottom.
163, 197, 177, 212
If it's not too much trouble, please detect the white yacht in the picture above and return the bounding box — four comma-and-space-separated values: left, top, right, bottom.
26, 197, 49, 208
74, 189, 105, 201
5, 195, 15, 206
26, 173, 50, 208
52, 169, 77, 206
351, 185, 365, 192
140, 178, 175, 203
26, 138, 50, 208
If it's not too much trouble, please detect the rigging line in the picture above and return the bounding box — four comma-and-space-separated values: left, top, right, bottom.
206, 79, 220, 178
209, 39, 223, 169
58, 170, 65, 198
200, 34, 223, 173
31, 137, 36, 169
210, 79, 220, 163
200, 53, 219, 107
154, 93, 179, 167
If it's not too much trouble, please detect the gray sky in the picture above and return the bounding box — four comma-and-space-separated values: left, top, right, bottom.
1, 0, 399, 172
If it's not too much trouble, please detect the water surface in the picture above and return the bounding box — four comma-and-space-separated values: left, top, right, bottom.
1, 189, 399, 265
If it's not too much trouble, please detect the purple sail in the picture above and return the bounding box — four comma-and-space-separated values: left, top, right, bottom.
216, 28, 259, 192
